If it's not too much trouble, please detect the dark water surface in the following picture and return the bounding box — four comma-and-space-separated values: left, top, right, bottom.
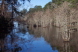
0, 21, 78, 52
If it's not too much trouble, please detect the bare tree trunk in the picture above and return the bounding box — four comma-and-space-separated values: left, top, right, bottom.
1, 0, 5, 15
12, 3, 13, 19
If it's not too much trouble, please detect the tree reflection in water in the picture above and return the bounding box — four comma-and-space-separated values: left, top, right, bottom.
0, 21, 78, 52
0, 22, 38, 52
0, 16, 14, 52
28, 24, 78, 52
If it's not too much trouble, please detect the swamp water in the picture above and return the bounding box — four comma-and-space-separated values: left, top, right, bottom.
0, 21, 78, 52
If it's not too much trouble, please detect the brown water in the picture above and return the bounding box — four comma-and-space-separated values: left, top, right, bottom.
0, 22, 78, 52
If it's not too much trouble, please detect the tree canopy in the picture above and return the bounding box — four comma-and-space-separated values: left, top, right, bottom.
22, 0, 78, 14
0, 0, 30, 17
20, 9, 27, 15
52, 0, 78, 5
43, 2, 53, 10
28, 5, 43, 13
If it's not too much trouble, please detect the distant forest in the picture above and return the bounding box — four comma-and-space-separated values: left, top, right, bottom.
22, 0, 78, 14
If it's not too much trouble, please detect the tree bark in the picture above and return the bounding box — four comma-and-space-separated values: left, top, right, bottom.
1, 0, 5, 15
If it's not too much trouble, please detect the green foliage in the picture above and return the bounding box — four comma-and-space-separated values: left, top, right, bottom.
0, 0, 31, 16
43, 2, 53, 10
28, 5, 43, 13
52, 0, 78, 5
67, 0, 78, 8
64, 0, 78, 4
69, 4, 76, 8
28, 8, 35, 13
28, 0, 78, 13
20, 9, 27, 15
70, 0, 78, 4
52, 0, 64, 5
34, 6, 42, 11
